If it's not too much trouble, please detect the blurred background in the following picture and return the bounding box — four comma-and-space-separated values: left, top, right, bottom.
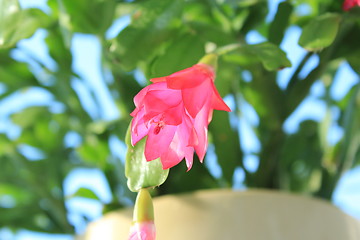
0, 0, 359, 239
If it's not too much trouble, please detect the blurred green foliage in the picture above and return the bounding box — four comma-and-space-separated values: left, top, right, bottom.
0, 0, 359, 235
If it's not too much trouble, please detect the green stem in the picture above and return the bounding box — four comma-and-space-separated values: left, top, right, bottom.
250, 129, 286, 189
315, 167, 337, 200
215, 43, 242, 56
285, 52, 313, 93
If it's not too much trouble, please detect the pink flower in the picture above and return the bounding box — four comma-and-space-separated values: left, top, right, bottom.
129, 221, 156, 240
130, 57, 231, 170
343, 0, 360, 11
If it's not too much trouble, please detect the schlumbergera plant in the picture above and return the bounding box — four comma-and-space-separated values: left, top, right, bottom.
1, 0, 360, 237
124, 2, 360, 238
126, 54, 231, 239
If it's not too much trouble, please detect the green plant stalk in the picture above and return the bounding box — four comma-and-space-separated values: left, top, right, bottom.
215, 43, 242, 56
250, 129, 286, 189
285, 52, 313, 93
244, 63, 287, 188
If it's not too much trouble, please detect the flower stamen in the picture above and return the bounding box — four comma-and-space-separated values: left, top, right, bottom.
153, 121, 165, 135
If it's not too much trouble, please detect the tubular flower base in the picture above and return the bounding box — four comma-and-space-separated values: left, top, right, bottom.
129, 222, 156, 240
130, 55, 231, 170
343, 0, 360, 10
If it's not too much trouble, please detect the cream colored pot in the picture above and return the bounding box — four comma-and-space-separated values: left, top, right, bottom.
84, 189, 360, 240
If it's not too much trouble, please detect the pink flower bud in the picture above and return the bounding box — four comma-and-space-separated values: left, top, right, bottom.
129, 221, 156, 240
130, 55, 231, 170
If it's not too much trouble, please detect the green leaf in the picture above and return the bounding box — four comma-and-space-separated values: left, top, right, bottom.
67, 187, 100, 200
0, 54, 39, 96
240, 1, 268, 34
299, 13, 341, 52
0, 0, 20, 30
186, 22, 234, 46
150, 34, 205, 77
0, 0, 48, 48
11, 107, 62, 151
0, 135, 14, 156
0, 183, 33, 204
125, 124, 169, 192
60, 0, 116, 35
0, 206, 51, 232
249, 42, 292, 70
223, 42, 292, 71
108, 0, 183, 71
268, 1, 293, 45
12, 107, 48, 128
129, 0, 182, 28
77, 135, 110, 168
111, 26, 177, 71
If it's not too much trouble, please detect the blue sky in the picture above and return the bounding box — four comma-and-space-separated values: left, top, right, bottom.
1, 0, 360, 239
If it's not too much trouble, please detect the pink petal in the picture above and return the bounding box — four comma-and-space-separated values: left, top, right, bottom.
163, 104, 183, 125
143, 103, 183, 127
140, 89, 182, 123
130, 107, 140, 117
160, 142, 194, 170
160, 113, 196, 169
160, 147, 183, 169
131, 109, 150, 146
144, 98, 169, 113
182, 80, 212, 118
192, 105, 211, 161
211, 83, 231, 112
145, 124, 177, 161
142, 112, 161, 125
133, 88, 149, 109
166, 64, 213, 89
140, 88, 182, 125
145, 89, 181, 109
188, 127, 199, 147
160, 126, 186, 169
133, 82, 168, 108
180, 115, 196, 170
184, 147, 194, 171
